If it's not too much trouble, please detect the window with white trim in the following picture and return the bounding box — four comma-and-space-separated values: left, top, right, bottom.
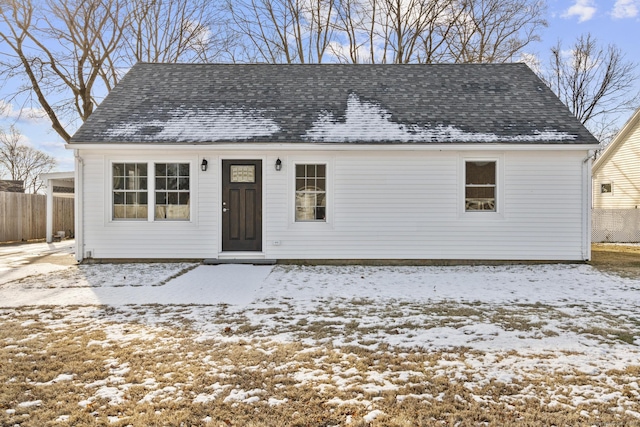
112, 163, 148, 219
600, 183, 612, 194
465, 161, 496, 212
295, 164, 326, 221
111, 162, 191, 221
155, 163, 190, 220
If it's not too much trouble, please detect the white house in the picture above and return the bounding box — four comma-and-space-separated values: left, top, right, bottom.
591, 108, 640, 242
67, 63, 599, 262
592, 108, 640, 209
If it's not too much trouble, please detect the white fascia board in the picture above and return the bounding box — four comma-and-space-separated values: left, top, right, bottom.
67, 142, 600, 152
40, 171, 75, 189
39, 171, 75, 181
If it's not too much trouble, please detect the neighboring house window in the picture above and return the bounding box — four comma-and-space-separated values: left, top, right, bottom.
600, 183, 612, 194
465, 161, 496, 212
295, 164, 326, 221
113, 163, 148, 219
155, 163, 190, 220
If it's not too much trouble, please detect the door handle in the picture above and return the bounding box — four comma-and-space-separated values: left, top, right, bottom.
223, 207, 229, 212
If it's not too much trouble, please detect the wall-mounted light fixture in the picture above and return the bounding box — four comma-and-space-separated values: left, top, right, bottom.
275, 158, 282, 171
201, 159, 208, 172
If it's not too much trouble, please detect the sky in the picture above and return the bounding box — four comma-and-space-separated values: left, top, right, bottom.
1, 0, 639, 174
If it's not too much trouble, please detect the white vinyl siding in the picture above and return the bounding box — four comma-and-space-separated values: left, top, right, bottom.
80, 151, 216, 259
79, 148, 589, 261
592, 119, 640, 209
265, 150, 586, 261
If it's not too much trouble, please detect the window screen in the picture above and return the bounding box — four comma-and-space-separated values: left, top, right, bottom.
465, 161, 496, 212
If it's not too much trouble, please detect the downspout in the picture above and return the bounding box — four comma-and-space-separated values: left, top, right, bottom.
74, 149, 84, 263
582, 151, 595, 261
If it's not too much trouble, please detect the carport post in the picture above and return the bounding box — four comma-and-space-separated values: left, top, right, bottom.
46, 178, 54, 243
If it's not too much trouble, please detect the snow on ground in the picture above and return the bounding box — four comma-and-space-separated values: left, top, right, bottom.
1, 241, 640, 421
0, 240, 75, 285
1, 254, 639, 354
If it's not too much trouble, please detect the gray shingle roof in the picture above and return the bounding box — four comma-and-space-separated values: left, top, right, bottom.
69, 63, 598, 145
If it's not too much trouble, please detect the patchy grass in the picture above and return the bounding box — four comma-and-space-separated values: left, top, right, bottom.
591, 243, 640, 278
227, 297, 638, 349
1, 243, 640, 425
1, 306, 640, 426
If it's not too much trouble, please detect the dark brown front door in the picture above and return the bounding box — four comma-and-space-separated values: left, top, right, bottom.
222, 160, 262, 252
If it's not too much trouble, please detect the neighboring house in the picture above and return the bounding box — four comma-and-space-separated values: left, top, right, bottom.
591, 108, 640, 242
0, 180, 24, 193
592, 108, 640, 209
67, 63, 599, 262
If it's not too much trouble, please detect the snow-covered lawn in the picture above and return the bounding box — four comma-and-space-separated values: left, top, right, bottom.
1, 245, 639, 425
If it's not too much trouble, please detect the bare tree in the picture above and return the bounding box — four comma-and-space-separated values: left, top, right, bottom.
309, 0, 336, 63
227, 0, 337, 63
0, 0, 227, 143
0, 125, 56, 193
329, 0, 545, 64
228, 0, 301, 63
444, 0, 547, 63
331, 0, 453, 64
542, 33, 640, 143
0, 0, 128, 142
331, 0, 370, 63
369, 0, 448, 63
124, 0, 225, 64
416, 1, 465, 64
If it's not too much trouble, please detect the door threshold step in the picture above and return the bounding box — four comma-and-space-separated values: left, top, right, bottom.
203, 259, 276, 265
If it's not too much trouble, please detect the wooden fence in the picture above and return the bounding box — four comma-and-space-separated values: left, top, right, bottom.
0, 191, 74, 243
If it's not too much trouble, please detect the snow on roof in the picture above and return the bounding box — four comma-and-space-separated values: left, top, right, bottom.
303, 94, 577, 143
105, 106, 280, 142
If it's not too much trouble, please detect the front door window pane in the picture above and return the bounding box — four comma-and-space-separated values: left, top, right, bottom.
230, 165, 255, 183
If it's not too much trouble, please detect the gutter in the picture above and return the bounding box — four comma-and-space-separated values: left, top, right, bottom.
66, 142, 602, 152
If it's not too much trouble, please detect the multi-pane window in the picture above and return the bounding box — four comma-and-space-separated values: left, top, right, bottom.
113, 163, 148, 219
155, 163, 190, 220
465, 161, 496, 212
295, 164, 326, 221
